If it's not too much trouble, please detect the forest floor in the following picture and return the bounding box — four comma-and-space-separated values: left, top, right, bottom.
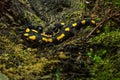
0, 0, 120, 80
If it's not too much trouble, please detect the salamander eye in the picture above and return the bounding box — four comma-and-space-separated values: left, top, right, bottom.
36, 25, 43, 33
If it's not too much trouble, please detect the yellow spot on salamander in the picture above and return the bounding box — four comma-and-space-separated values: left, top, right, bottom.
42, 37, 53, 43
24, 33, 29, 36
42, 37, 48, 42
81, 20, 86, 25
47, 38, 53, 43
72, 23, 77, 27
32, 29, 38, 33
29, 36, 36, 40
61, 22, 65, 25
91, 20, 96, 24
65, 27, 70, 31
25, 28, 30, 32
41, 32, 52, 37
57, 33, 65, 41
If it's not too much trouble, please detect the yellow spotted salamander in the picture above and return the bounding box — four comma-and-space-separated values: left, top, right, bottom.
23, 18, 96, 44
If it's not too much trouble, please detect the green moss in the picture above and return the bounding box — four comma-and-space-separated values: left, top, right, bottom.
89, 30, 120, 47
23, 10, 45, 26
0, 51, 60, 79
0, 36, 61, 80
1, 58, 59, 79
87, 57, 120, 80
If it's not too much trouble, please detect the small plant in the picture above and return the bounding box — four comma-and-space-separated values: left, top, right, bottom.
55, 68, 62, 80
87, 52, 103, 63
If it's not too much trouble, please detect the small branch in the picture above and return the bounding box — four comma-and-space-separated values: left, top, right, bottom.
86, 11, 120, 38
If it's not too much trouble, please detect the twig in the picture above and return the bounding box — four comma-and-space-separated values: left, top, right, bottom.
86, 11, 119, 38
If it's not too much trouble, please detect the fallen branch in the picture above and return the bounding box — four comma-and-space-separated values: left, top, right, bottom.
86, 11, 120, 38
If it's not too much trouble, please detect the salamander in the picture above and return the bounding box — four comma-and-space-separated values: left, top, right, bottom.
23, 18, 96, 44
